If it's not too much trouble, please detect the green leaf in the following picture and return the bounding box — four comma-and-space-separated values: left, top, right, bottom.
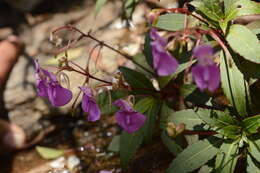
198, 165, 213, 173
215, 141, 239, 173
161, 131, 183, 155
167, 109, 204, 130
167, 136, 222, 173
96, 89, 128, 115
36, 146, 65, 160
133, 53, 153, 75
248, 134, 260, 162
247, 155, 260, 173
185, 135, 199, 145
190, 0, 224, 22
119, 66, 156, 95
120, 130, 143, 167
136, 97, 160, 143
95, 0, 107, 16
134, 97, 155, 113
108, 135, 120, 152
242, 114, 260, 134
220, 51, 248, 117
158, 59, 196, 88
160, 102, 174, 129
224, 0, 260, 23
195, 108, 241, 138
154, 13, 185, 31
226, 24, 260, 64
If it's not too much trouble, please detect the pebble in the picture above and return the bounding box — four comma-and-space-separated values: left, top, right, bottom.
67, 155, 80, 170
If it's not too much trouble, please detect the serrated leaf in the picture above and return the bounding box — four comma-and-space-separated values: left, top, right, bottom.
226, 24, 260, 64
95, 0, 107, 16
120, 130, 143, 167
154, 13, 185, 31
247, 155, 260, 173
167, 136, 222, 173
108, 135, 120, 152
119, 66, 156, 95
168, 109, 204, 130
190, 0, 224, 22
36, 146, 65, 160
242, 114, 260, 134
220, 51, 248, 117
225, 0, 260, 23
161, 131, 183, 155
195, 108, 241, 138
215, 141, 239, 173
248, 134, 260, 162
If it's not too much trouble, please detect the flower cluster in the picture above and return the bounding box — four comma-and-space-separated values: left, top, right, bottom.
34, 59, 73, 107
34, 60, 146, 132
191, 45, 220, 92
150, 28, 179, 76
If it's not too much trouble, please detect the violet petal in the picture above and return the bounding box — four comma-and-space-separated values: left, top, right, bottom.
115, 110, 146, 133
192, 64, 207, 91
47, 83, 73, 107
82, 94, 101, 121
113, 99, 132, 111
207, 64, 220, 92
193, 45, 213, 60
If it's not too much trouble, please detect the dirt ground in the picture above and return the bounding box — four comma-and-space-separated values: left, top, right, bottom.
0, 0, 175, 172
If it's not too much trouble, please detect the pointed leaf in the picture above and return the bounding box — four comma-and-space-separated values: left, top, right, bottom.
120, 130, 143, 167
168, 109, 204, 130
226, 24, 260, 64
108, 135, 120, 152
154, 13, 185, 31
36, 146, 65, 160
220, 51, 248, 117
167, 136, 222, 173
247, 155, 260, 173
215, 141, 239, 173
119, 66, 156, 95
248, 134, 260, 162
242, 114, 260, 134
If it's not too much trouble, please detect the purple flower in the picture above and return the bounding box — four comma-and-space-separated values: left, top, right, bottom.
191, 45, 220, 92
150, 28, 178, 76
80, 86, 101, 122
114, 99, 146, 133
34, 59, 73, 107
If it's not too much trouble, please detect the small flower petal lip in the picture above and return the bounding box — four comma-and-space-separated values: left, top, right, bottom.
34, 59, 73, 107
191, 45, 220, 92
150, 28, 178, 76
114, 99, 146, 133
80, 86, 101, 122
